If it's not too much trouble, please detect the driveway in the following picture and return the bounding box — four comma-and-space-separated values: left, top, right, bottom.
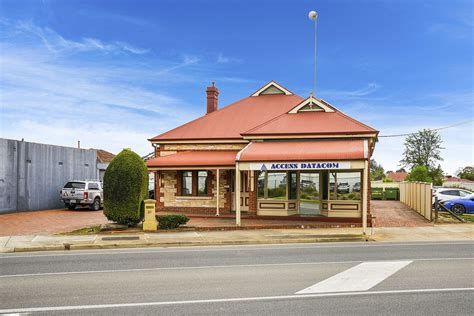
0, 209, 111, 236
371, 200, 432, 227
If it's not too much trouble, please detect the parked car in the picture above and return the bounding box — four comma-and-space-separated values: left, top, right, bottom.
300, 180, 316, 189
337, 182, 350, 194
353, 182, 361, 192
433, 188, 472, 204
442, 194, 474, 215
60, 180, 103, 211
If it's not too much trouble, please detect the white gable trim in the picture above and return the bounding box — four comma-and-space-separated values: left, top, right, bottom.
251, 81, 294, 96
288, 96, 335, 113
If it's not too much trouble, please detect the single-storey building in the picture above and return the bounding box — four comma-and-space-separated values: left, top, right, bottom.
146, 81, 378, 232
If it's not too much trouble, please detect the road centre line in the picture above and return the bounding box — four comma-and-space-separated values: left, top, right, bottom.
1, 241, 473, 259
1, 257, 472, 278
0, 288, 472, 314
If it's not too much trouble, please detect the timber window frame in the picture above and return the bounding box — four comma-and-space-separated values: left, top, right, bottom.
179, 170, 211, 197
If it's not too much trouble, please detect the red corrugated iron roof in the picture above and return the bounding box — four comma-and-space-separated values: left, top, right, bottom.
150, 83, 378, 141
146, 150, 238, 168
150, 94, 304, 141
237, 140, 366, 162
243, 111, 377, 136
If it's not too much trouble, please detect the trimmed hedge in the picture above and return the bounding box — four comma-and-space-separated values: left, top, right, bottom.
103, 149, 148, 226
156, 215, 190, 229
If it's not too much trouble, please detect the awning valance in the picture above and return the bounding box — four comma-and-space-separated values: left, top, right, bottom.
237, 140, 367, 162
146, 150, 238, 168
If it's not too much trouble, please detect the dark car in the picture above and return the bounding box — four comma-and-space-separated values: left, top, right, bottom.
353, 182, 361, 192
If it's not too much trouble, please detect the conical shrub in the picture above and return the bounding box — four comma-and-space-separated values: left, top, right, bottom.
103, 149, 148, 225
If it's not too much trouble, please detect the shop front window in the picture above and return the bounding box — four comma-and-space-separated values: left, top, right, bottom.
329, 172, 361, 200
288, 171, 298, 200
257, 171, 266, 198
267, 172, 287, 199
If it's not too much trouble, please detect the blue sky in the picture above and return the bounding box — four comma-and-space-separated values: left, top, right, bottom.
0, 0, 472, 175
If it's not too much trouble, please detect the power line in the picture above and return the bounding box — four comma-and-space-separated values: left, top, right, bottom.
378, 119, 474, 138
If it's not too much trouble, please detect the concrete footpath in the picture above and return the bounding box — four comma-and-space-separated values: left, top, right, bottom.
0, 224, 472, 253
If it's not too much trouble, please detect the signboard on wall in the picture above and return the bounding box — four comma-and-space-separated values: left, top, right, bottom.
248, 161, 351, 171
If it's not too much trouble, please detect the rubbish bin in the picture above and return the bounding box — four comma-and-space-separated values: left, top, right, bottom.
371, 187, 383, 200
385, 188, 399, 200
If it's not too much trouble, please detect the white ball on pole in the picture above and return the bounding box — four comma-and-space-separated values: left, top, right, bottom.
308, 10, 318, 21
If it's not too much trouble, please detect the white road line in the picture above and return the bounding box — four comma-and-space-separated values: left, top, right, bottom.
296, 260, 412, 294
0, 288, 472, 314
0, 257, 472, 279
1, 241, 472, 259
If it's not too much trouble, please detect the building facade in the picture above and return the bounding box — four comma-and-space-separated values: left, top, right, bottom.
146, 81, 378, 230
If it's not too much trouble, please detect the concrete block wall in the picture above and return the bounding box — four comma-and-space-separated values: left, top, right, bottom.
0, 138, 98, 213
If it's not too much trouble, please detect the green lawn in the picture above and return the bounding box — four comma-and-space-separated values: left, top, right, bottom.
461, 214, 474, 222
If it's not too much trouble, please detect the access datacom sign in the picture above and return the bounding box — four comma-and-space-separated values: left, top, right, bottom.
248, 162, 351, 171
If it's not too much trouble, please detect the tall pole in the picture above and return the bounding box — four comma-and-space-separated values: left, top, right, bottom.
308, 11, 318, 96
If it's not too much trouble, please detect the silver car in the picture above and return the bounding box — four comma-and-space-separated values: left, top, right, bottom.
60, 180, 103, 211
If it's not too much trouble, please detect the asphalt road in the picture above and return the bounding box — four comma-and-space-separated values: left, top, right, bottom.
0, 241, 473, 315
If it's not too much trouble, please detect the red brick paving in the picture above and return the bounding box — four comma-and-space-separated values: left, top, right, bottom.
371, 200, 432, 227
0, 208, 111, 236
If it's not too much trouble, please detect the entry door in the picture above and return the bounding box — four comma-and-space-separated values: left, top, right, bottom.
299, 172, 321, 215
231, 171, 249, 212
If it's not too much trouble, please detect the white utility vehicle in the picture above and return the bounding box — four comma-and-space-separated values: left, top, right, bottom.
60, 180, 103, 211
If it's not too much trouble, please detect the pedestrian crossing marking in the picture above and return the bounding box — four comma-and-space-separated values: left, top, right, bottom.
296, 260, 413, 294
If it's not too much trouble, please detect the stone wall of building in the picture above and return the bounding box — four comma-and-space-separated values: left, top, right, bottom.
157, 170, 231, 213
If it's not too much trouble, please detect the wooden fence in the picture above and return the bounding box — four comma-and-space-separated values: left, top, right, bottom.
399, 181, 433, 221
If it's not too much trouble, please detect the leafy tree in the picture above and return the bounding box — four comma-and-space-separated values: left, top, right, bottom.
370, 159, 385, 181
405, 165, 432, 182
400, 129, 443, 169
428, 164, 444, 186
103, 149, 148, 226
456, 166, 474, 181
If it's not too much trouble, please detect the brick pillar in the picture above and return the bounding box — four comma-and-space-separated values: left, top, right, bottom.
155, 171, 164, 209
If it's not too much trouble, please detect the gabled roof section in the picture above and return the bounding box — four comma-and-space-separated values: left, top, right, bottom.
251, 80, 294, 96
242, 98, 378, 137
288, 95, 334, 113
150, 94, 304, 141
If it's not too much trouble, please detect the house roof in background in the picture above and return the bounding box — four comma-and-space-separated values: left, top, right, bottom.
386, 171, 408, 182
443, 176, 474, 183
96, 149, 115, 163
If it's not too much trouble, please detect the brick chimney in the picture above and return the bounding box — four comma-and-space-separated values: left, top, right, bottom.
206, 82, 219, 114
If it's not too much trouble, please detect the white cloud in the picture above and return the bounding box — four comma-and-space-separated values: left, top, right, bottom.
0, 20, 206, 156
216, 53, 242, 64
320, 83, 381, 100
12, 20, 149, 55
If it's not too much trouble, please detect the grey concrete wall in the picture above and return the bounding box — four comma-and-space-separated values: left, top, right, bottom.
0, 139, 98, 213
